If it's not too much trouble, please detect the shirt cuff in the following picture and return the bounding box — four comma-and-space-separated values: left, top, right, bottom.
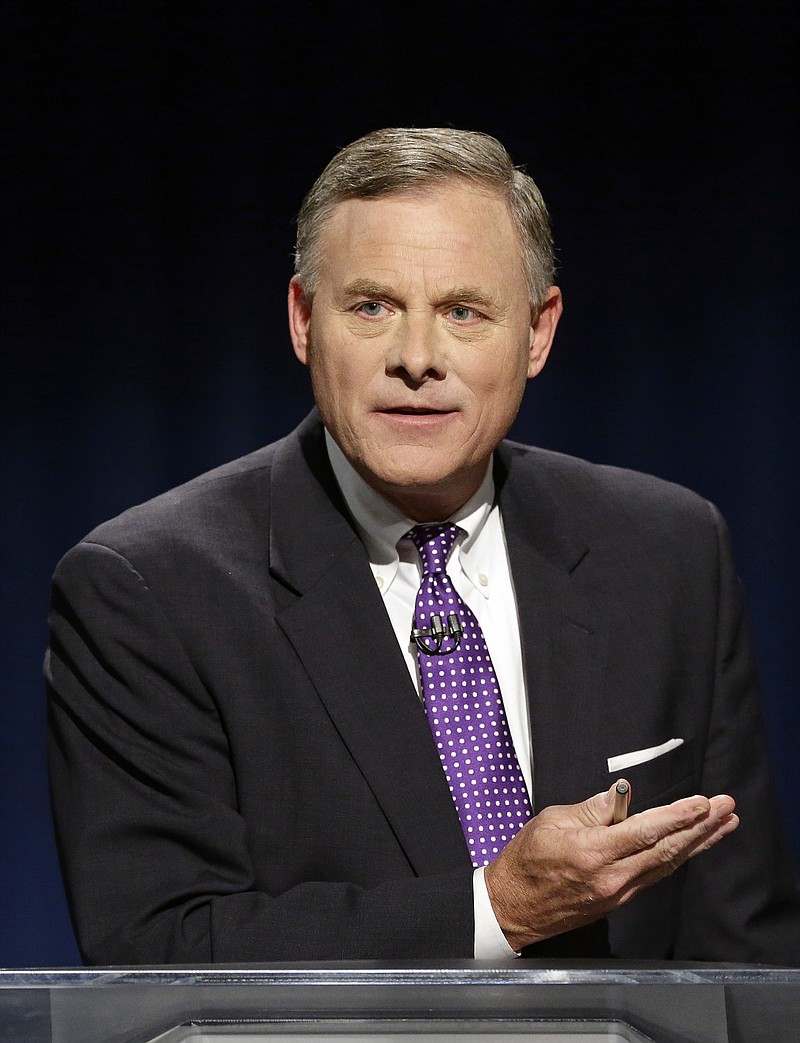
472, 865, 519, 959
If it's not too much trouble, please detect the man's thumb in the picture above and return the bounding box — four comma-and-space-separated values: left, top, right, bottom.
576, 779, 631, 827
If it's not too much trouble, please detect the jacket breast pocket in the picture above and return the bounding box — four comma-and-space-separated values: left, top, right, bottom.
608, 737, 696, 811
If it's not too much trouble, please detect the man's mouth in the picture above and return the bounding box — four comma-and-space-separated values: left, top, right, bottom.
380, 406, 452, 415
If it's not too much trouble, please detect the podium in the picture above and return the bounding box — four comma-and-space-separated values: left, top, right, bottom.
2, 963, 799, 1042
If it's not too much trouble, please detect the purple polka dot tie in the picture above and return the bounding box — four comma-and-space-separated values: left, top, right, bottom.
407, 523, 532, 867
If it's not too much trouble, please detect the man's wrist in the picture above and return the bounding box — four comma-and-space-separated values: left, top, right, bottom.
473, 866, 520, 959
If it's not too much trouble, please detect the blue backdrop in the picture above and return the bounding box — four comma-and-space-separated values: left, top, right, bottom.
3, 1, 798, 966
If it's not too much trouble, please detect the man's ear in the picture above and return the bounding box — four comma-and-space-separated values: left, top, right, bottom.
288, 275, 312, 365
527, 286, 563, 379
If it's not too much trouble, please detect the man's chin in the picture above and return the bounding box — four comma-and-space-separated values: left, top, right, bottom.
361, 454, 463, 493
356, 455, 484, 520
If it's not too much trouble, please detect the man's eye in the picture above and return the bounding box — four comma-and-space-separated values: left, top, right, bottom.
356, 301, 387, 318
448, 306, 478, 323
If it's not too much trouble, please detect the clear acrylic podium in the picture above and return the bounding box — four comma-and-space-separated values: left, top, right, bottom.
1, 963, 799, 1043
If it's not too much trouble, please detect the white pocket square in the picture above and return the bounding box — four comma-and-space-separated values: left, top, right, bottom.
607, 738, 684, 773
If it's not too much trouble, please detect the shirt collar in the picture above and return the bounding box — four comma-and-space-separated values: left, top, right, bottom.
324, 429, 495, 593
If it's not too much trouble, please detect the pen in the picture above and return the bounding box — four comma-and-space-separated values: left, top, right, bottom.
612, 779, 630, 824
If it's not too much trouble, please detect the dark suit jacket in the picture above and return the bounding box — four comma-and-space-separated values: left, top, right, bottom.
46, 413, 800, 965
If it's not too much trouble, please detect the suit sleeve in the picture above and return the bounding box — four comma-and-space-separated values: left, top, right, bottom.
673, 503, 800, 965
46, 541, 474, 965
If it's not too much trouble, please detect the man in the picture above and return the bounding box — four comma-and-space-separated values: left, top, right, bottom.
46, 128, 800, 965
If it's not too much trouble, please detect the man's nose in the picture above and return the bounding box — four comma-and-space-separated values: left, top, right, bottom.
386, 316, 445, 383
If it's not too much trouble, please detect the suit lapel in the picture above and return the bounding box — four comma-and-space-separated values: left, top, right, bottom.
496, 443, 609, 811
268, 417, 469, 874
267, 419, 612, 866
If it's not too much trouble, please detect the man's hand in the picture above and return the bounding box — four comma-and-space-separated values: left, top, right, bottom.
484, 782, 739, 952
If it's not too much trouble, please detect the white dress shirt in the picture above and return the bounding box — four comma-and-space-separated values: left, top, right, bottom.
325, 431, 531, 958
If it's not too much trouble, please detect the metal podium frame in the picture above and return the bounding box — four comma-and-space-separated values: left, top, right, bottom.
1, 962, 799, 1043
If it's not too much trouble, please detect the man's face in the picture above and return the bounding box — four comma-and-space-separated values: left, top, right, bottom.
288, 179, 562, 520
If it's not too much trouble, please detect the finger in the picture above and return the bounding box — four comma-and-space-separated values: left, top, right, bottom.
615, 797, 738, 885
707, 793, 737, 819
622, 810, 740, 899
686, 801, 739, 853
650, 806, 739, 867
695, 810, 739, 851
570, 781, 633, 829
606, 793, 735, 860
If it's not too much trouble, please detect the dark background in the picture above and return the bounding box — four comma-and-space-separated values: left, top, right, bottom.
2, 1, 798, 966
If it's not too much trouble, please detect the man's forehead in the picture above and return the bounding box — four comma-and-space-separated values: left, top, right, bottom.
316, 181, 524, 280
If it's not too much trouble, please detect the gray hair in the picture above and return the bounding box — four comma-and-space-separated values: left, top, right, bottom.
294, 127, 555, 311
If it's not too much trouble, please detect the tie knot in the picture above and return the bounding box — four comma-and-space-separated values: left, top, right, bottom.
406, 523, 461, 576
